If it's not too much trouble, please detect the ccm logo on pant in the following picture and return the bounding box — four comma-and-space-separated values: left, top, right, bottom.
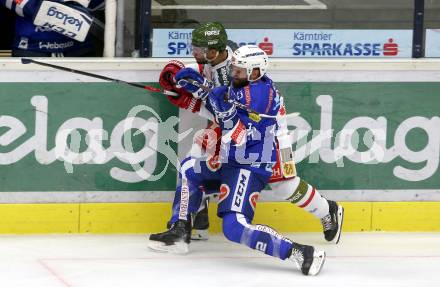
231, 169, 250, 212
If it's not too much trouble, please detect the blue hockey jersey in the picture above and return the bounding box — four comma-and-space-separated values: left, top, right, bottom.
208, 75, 281, 179
1, 0, 104, 53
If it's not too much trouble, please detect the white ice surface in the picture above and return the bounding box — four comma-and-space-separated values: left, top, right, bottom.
0, 233, 439, 287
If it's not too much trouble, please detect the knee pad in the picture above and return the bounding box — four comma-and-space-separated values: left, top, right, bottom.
222, 213, 248, 243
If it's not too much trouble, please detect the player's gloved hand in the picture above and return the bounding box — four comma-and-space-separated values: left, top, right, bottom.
159, 60, 185, 92
209, 86, 246, 146
174, 68, 214, 100
158, 61, 202, 113
207, 86, 236, 122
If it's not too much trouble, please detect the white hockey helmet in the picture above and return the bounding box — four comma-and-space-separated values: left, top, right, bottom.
231, 45, 269, 82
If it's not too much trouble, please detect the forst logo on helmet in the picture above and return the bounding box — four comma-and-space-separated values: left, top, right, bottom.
205, 30, 220, 36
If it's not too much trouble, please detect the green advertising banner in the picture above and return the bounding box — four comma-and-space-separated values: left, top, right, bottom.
279, 82, 440, 190
0, 82, 438, 191
0, 83, 178, 191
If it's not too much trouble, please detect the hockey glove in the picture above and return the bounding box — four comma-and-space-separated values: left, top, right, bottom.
174, 68, 214, 100
158, 60, 202, 113
159, 60, 185, 92
207, 86, 236, 122
209, 86, 247, 146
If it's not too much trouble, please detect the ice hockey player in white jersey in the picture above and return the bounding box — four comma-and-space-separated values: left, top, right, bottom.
156, 22, 235, 240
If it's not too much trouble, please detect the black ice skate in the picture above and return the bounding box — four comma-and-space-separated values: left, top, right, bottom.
288, 244, 326, 276
192, 197, 210, 240
321, 200, 344, 244
148, 220, 191, 254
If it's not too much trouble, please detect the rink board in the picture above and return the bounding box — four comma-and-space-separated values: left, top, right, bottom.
0, 60, 439, 200
1, 202, 440, 233
1, 59, 440, 233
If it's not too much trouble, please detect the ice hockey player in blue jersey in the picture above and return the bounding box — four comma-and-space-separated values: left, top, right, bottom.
0, 0, 104, 56
148, 45, 326, 276
152, 22, 344, 246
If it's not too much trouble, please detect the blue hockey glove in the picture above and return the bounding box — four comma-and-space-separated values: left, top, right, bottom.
208, 86, 236, 122
174, 68, 213, 99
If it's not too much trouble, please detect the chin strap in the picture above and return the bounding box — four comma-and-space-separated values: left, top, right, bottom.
205, 51, 220, 64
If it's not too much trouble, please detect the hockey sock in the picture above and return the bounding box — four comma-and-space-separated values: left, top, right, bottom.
169, 158, 204, 224
287, 177, 330, 219
222, 212, 294, 260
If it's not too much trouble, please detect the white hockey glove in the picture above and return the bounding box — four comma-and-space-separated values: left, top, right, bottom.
33, 0, 93, 42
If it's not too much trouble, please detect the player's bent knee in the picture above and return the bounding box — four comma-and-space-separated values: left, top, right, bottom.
180, 157, 198, 181
222, 213, 246, 243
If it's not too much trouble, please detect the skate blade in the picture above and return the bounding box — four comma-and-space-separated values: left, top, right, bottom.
331, 206, 344, 244
147, 240, 189, 254
191, 229, 209, 241
307, 250, 326, 276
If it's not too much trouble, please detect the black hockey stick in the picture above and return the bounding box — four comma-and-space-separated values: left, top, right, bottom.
21, 58, 178, 96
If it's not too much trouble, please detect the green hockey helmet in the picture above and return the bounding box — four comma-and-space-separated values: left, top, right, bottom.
191, 22, 227, 51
